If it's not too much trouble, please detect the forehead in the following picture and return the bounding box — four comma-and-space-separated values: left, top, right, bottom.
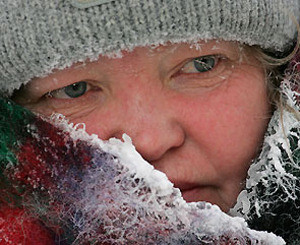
35, 40, 245, 81
84, 40, 243, 67
121, 40, 241, 56
14, 40, 257, 104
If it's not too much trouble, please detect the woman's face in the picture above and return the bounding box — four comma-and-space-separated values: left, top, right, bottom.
14, 41, 271, 212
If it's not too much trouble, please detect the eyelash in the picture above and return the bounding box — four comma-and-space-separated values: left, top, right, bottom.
168, 55, 230, 90
179, 55, 222, 74
46, 81, 91, 99
44, 55, 226, 100
44, 81, 105, 101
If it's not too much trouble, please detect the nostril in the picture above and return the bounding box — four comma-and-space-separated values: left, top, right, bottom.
136, 134, 185, 164
144, 143, 182, 164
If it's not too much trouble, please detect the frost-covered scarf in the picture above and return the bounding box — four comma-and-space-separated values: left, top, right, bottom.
1, 56, 299, 245
231, 53, 300, 244
0, 101, 282, 245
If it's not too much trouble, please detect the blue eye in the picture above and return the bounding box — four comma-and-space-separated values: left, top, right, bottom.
180, 55, 218, 74
48, 81, 90, 99
193, 56, 216, 72
64, 82, 87, 98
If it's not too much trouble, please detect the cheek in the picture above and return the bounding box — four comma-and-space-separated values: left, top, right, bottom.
70, 109, 116, 139
180, 71, 271, 177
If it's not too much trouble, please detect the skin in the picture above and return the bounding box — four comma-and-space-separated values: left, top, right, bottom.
14, 40, 272, 212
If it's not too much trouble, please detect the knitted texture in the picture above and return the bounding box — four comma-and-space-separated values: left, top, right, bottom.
0, 0, 299, 95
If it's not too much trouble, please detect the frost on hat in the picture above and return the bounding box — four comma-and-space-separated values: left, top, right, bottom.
0, 0, 299, 95
0, 98, 285, 244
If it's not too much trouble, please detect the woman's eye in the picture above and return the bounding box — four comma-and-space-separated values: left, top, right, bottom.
181, 55, 218, 74
48, 81, 90, 99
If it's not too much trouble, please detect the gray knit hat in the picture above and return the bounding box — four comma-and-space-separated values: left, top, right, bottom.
0, 0, 299, 95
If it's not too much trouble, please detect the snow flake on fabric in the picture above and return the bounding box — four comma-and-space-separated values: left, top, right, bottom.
0, 98, 284, 244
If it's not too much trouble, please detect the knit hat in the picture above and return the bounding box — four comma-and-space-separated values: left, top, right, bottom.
0, 0, 299, 95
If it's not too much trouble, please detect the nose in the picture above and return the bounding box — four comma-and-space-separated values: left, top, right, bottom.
105, 92, 185, 162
